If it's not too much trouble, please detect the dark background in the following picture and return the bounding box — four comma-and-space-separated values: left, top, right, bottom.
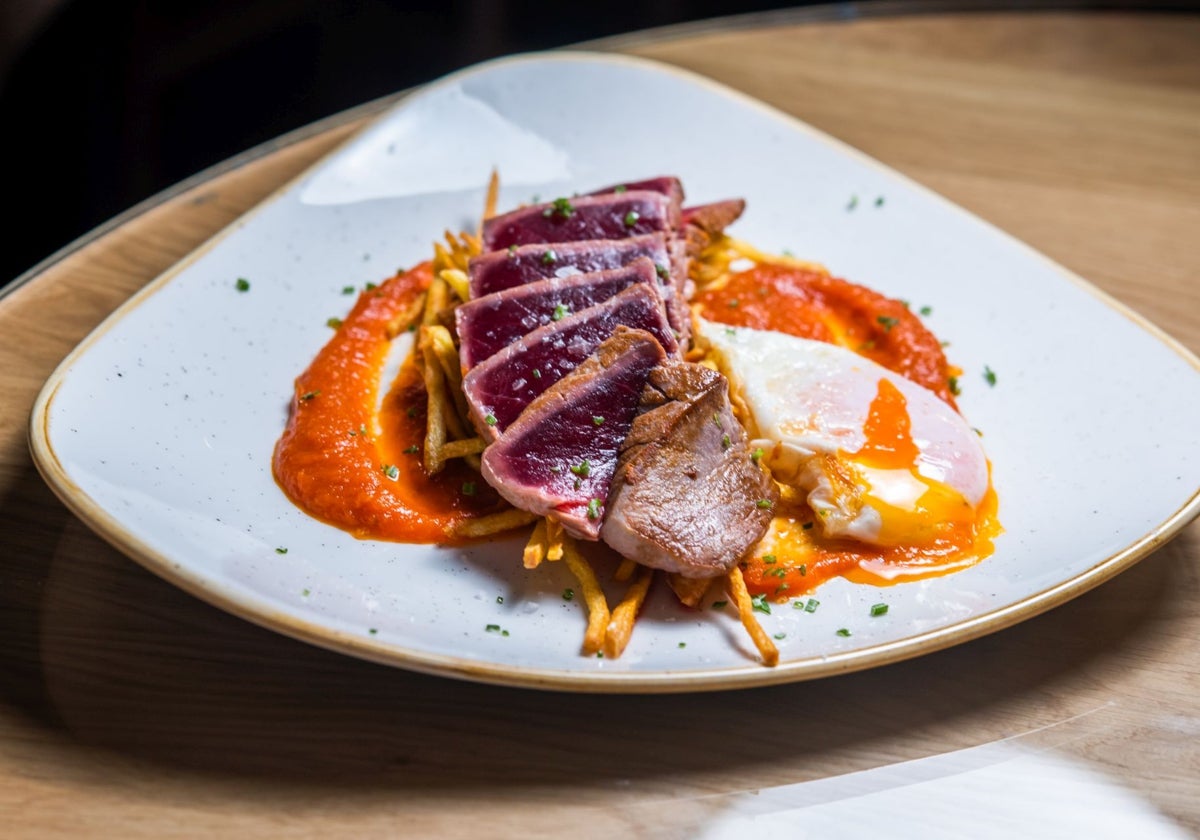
0, 0, 1189, 285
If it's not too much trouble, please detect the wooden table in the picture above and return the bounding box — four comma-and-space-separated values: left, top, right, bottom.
2, 9, 1198, 837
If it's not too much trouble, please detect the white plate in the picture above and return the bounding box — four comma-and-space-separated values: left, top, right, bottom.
30, 53, 1200, 692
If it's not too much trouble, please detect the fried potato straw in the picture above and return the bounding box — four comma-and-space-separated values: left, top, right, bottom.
561, 538, 611, 655
726, 567, 779, 666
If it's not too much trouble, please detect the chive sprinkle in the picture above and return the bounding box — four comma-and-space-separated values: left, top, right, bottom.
275, 547, 288, 554
496, 596, 504, 604
551, 303, 570, 321
773, 632, 787, 640
586, 498, 601, 520
756, 499, 773, 510
382, 464, 399, 480
721, 433, 731, 450
569, 460, 591, 478
711, 600, 728, 609
836, 628, 852, 637
919, 305, 933, 316
876, 315, 899, 332
543, 197, 575, 218
751, 593, 771, 615
984, 365, 997, 387
235, 277, 250, 292
300, 390, 320, 401
948, 376, 962, 396
562, 588, 575, 601
623, 210, 640, 227
341, 285, 355, 295
532, 369, 542, 379
326, 317, 343, 329
461, 481, 477, 496
592, 416, 605, 426
541, 249, 557, 265
763, 554, 777, 564
485, 413, 497, 426
613, 185, 627, 193
751, 447, 764, 464
805, 599, 820, 613
874, 196, 885, 207
870, 603, 889, 617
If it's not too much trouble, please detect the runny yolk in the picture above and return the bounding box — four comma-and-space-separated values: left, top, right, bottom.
857, 378, 920, 469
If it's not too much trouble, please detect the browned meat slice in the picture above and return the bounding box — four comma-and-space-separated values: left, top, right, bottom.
468, 234, 671, 299
456, 259, 660, 370
601, 360, 777, 577
481, 191, 680, 252
480, 328, 667, 540
682, 199, 746, 237
461, 283, 677, 440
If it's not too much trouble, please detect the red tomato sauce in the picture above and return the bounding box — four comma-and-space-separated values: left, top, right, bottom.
272, 264, 507, 542
692, 263, 958, 406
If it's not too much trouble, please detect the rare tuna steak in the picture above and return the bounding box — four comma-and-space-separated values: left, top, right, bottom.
481, 191, 680, 252
456, 259, 660, 370
480, 328, 668, 539
462, 283, 677, 439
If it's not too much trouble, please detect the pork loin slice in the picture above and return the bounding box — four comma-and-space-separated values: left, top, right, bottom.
480, 328, 667, 540
481, 191, 681, 252
456, 258, 660, 370
462, 283, 677, 439
601, 360, 777, 577
469, 234, 670, 298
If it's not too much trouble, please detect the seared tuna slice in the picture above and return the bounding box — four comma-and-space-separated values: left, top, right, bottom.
588, 176, 684, 207
469, 234, 670, 299
462, 283, 677, 439
601, 360, 777, 577
481, 191, 681, 252
480, 328, 667, 539
456, 259, 660, 370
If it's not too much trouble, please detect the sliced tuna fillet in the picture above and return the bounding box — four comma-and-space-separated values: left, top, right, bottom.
456, 259, 660, 370
480, 328, 667, 540
468, 234, 671, 299
481, 191, 681, 252
588, 176, 684, 207
462, 283, 677, 439
601, 360, 777, 577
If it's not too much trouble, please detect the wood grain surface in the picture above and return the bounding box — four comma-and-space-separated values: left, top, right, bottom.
2, 10, 1198, 838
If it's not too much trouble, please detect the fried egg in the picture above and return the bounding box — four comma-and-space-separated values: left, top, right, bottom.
700, 320, 990, 548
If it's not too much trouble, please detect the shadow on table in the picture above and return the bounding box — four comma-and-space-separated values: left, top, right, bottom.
0, 465, 1191, 801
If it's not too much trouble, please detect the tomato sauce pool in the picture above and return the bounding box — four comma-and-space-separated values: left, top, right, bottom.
272, 264, 506, 542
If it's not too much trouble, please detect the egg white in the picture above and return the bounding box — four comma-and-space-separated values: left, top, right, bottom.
700, 320, 989, 547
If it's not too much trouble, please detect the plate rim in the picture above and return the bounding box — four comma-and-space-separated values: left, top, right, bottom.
27, 49, 1200, 693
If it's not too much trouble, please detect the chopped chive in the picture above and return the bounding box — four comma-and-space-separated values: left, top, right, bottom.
569, 460, 591, 478
235, 277, 250, 292
302, 588, 310, 597
369, 628, 378, 635
551, 303, 570, 321
756, 499, 773, 510
983, 365, 997, 387
532, 369, 542, 379
751, 447, 764, 464
544, 197, 575, 218
365, 282, 377, 291
949, 376, 961, 396
870, 603, 889, 617
655, 263, 669, 280
799, 564, 808, 576
300, 390, 320, 401
461, 481, 477, 496
751, 593, 771, 614
805, 599, 820, 613
562, 588, 575, 601
763, 554, 777, 564
382, 464, 399, 480
721, 433, 731, 450
678, 642, 686, 648
623, 210, 640, 227
403, 445, 419, 454
587, 498, 601, 520
836, 628, 851, 637
484, 413, 497, 426
341, 285, 355, 295
874, 196, 885, 207
496, 596, 504, 604
592, 415, 605, 426
507, 244, 518, 256
541, 249, 557, 265
725, 327, 737, 337
876, 315, 899, 332
613, 185, 627, 193
773, 632, 787, 640
919, 305, 933, 316
486, 624, 501, 632
275, 547, 288, 554
711, 600, 728, 609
